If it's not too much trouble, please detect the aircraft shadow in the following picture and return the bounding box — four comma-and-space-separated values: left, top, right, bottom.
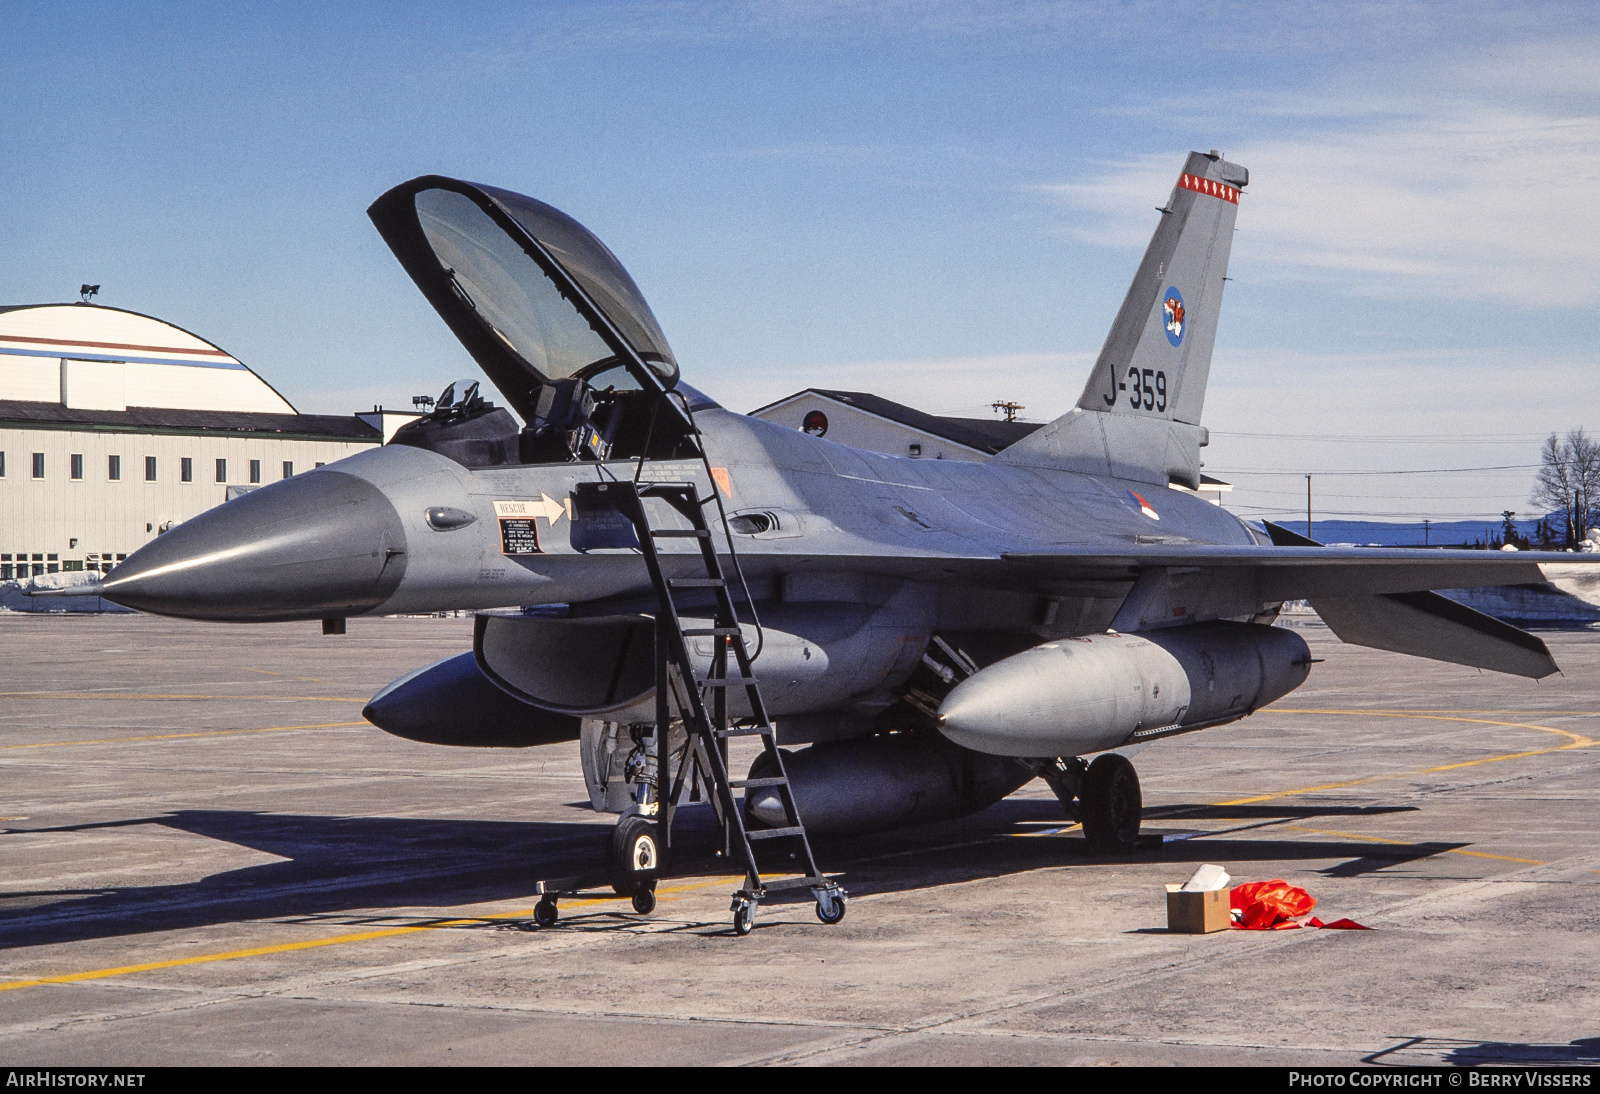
1364, 1036, 1600, 1066
0, 797, 1470, 950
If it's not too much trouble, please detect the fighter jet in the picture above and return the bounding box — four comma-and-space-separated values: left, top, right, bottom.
99, 152, 1593, 931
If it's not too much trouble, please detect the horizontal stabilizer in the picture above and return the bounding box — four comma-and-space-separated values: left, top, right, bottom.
1309, 591, 1557, 679
1262, 521, 1558, 678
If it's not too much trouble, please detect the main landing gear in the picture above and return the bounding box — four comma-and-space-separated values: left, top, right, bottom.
1080, 753, 1142, 854
1037, 752, 1143, 855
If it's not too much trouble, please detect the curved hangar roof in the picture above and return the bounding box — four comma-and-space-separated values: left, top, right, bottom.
0, 304, 295, 414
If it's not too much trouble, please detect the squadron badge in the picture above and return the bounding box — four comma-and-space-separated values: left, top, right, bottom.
1163, 287, 1185, 347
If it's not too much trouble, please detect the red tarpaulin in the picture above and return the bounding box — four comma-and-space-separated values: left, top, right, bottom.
1228, 881, 1371, 930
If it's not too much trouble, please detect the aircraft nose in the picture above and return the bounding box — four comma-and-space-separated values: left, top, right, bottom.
101, 470, 408, 622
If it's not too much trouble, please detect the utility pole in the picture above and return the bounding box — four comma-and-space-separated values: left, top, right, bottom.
1423, 518, 1431, 547
1306, 474, 1313, 541
991, 400, 1025, 423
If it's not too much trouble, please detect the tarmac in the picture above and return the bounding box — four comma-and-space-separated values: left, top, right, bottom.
2, 612, 1599, 1067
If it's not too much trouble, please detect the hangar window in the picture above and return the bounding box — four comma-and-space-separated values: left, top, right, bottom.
181, 458, 193, 483
71, 454, 83, 480
32, 453, 44, 479
249, 460, 261, 484
0, 452, 6, 477
107, 455, 121, 481
282, 461, 293, 479
145, 457, 157, 482
215, 458, 226, 483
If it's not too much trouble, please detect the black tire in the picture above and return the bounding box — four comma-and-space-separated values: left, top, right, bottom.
815, 894, 846, 925
1080, 753, 1142, 855
533, 897, 558, 928
608, 814, 664, 897
631, 884, 657, 916
733, 903, 754, 936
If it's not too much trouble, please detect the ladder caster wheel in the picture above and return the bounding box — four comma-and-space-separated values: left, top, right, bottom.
533, 897, 558, 928
733, 901, 755, 936
815, 891, 847, 925
631, 884, 657, 916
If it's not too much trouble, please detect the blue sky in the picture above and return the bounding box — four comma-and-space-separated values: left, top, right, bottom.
4, 1, 1597, 522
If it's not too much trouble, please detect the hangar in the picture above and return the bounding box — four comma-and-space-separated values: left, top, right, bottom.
0, 302, 404, 579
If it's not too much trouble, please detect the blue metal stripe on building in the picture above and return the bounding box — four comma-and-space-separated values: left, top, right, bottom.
0, 346, 249, 370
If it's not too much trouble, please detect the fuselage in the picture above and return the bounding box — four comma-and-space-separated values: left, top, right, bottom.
101, 401, 1260, 627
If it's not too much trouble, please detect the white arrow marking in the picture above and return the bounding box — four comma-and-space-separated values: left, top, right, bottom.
537, 493, 566, 525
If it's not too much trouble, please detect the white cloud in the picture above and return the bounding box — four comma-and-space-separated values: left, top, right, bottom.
1040, 44, 1600, 308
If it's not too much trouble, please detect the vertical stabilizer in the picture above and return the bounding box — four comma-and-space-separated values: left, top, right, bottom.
996, 151, 1247, 488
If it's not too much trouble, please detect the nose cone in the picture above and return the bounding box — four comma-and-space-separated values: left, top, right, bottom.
102, 470, 408, 622
934, 677, 1002, 754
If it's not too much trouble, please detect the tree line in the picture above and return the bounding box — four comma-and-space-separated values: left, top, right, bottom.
1529, 427, 1599, 548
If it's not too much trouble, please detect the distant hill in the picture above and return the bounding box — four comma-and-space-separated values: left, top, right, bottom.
1253, 518, 1549, 548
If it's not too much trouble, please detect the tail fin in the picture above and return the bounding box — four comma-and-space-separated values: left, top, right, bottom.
995, 151, 1247, 488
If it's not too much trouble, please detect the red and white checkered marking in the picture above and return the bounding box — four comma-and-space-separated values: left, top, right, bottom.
1178, 173, 1240, 204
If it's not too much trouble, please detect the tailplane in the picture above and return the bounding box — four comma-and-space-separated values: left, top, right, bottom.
995, 150, 1247, 487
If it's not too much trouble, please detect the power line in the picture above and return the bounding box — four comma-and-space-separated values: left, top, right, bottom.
1213, 463, 1540, 477
1212, 431, 1555, 444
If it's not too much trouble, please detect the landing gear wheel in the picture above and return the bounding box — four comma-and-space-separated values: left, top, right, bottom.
608, 814, 664, 897
1080, 753, 1142, 855
815, 889, 847, 925
732, 899, 755, 936
631, 883, 657, 916
533, 897, 558, 928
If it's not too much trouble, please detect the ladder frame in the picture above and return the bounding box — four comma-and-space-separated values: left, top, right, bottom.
573, 478, 844, 929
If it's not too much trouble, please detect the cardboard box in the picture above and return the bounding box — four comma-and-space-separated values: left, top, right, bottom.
1165, 884, 1231, 933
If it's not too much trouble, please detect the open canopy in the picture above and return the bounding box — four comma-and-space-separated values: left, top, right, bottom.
369, 176, 677, 420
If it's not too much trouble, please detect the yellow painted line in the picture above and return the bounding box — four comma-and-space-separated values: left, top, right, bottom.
0, 693, 364, 703
1217, 710, 1597, 806
1281, 825, 1547, 866
0, 722, 368, 751
0, 876, 740, 994
1270, 708, 1596, 747
241, 668, 338, 685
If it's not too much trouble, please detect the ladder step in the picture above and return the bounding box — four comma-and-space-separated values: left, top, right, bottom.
681, 628, 741, 637
729, 777, 788, 788
698, 676, 756, 687
746, 826, 805, 840
762, 875, 839, 893
668, 578, 725, 588
650, 528, 710, 538
713, 726, 774, 738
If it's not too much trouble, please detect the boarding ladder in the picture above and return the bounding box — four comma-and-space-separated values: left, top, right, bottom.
570, 478, 846, 935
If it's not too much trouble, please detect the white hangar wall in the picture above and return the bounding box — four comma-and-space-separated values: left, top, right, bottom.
1, 427, 374, 577
0, 303, 381, 579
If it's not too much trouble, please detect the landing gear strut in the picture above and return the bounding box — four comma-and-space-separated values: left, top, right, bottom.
1079, 753, 1142, 854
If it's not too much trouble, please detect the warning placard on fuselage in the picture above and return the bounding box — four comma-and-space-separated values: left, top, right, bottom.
499, 518, 541, 555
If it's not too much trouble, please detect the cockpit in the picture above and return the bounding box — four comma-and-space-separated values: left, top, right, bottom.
368, 176, 701, 468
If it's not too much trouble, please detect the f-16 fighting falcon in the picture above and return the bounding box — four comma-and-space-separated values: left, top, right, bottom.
96, 152, 1595, 933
